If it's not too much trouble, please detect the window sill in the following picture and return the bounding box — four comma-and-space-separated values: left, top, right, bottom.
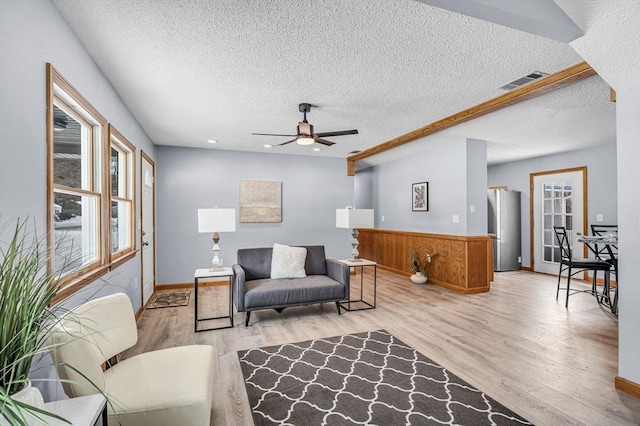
110, 249, 139, 270
51, 265, 110, 305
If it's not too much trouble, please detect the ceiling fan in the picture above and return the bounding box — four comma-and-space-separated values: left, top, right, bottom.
251, 103, 358, 147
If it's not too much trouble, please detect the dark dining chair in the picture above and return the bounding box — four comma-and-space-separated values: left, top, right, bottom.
591, 224, 618, 311
553, 226, 612, 308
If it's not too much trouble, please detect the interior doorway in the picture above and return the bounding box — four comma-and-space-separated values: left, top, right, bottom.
530, 167, 587, 275
141, 151, 156, 306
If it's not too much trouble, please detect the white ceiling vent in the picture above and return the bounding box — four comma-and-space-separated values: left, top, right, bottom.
499, 71, 549, 91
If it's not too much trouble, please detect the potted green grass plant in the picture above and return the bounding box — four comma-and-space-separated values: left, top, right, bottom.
0, 219, 71, 425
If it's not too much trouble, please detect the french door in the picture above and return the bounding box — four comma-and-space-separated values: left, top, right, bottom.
531, 167, 587, 275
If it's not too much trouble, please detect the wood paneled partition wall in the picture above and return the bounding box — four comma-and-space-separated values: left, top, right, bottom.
357, 229, 493, 293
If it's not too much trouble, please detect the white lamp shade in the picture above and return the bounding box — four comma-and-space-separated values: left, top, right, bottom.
336, 208, 374, 229
198, 208, 236, 233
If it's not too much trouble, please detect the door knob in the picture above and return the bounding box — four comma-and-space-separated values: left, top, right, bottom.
143, 241, 149, 246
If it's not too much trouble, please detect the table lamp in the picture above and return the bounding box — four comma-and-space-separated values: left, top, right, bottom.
336, 208, 374, 261
198, 208, 236, 271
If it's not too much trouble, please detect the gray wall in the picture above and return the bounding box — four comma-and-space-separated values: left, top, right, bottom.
466, 139, 488, 235
354, 167, 374, 209
363, 137, 488, 235
0, 0, 156, 401
616, 84, 640, 384
487, 143, 617, 267
155, 146, 355, 285
0, 0, 155, 310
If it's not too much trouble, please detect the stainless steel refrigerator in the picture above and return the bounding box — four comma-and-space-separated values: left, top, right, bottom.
488, 189, 522, 271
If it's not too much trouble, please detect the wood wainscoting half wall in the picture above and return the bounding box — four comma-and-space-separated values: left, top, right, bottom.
357, 229, 493, 293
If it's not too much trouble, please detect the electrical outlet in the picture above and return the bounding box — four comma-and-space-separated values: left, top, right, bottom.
452, 215, 460, 223
518, 256, 522, 263
470, 204, 475, 213
596, 213, 604, 223
381, 215, 385, 222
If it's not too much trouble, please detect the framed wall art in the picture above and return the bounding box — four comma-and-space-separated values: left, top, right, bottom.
239, 180, 282, 223
412, 182, 429, 212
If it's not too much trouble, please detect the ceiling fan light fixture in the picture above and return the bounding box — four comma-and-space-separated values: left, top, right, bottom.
297, 136, 314, 145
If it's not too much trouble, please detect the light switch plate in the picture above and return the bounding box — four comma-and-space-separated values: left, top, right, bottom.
452, 215, 460, 223
470, 204, 475, 213
596, 213, 604, 223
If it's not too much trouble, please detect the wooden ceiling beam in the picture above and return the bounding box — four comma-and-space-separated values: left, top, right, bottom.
346, 61, 596, 176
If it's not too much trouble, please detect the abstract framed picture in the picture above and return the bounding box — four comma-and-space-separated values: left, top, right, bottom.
239, 180, 282, 223
412, 182, 429, 212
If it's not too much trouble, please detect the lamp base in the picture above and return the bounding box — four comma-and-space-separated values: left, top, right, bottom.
210, 248, 223, 271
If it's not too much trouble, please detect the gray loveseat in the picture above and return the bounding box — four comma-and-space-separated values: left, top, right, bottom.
233, 245, 350, 326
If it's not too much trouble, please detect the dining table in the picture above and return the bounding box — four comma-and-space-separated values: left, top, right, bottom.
577, 233, 618, 314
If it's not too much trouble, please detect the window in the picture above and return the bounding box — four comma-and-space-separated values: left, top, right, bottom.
109, 125, 136, 266
47, 64, 137, 301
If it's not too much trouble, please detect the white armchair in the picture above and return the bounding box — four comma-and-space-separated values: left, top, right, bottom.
50, 293, 213, 426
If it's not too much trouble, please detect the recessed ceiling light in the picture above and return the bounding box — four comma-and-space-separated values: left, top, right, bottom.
207, 139, 217, 144
313, 148, 321, 151
263, 144, 272, 148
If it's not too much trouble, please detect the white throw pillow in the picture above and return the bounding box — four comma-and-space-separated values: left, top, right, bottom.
270, 243, 307, 279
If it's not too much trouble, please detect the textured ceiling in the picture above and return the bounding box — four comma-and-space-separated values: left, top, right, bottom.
557, 0, 640, 91
52, 0, 616, 164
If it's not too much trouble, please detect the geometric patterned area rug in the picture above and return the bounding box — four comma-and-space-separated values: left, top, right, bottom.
238, 330, 532, 426
147, 290, 190, 309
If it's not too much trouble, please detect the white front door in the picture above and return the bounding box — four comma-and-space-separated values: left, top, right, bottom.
532, 168, 586, 275
141, 152, 156, 306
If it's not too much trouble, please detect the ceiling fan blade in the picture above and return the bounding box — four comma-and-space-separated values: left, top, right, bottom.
314, 137, 336, 146
276, 138, 298, 146
251, 132, 298, 137
314, 129, 359, 137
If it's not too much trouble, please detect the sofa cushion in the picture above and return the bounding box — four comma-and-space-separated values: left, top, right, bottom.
304, 246, 328, 276
244, 276, 345, 309
238, 247, 273, 280
271, 244, 307, 279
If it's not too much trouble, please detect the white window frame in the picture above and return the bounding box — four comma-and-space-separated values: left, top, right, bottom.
109, 125, 137, 267
47, 64, 110, 302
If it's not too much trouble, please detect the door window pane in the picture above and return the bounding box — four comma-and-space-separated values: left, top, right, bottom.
566, 215, 573, 230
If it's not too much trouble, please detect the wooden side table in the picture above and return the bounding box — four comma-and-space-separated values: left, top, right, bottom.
337, 258, 377, 312
194, 267, 234, 332
42, 394, 107, 425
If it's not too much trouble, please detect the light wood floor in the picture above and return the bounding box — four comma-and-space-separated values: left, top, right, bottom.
124, 270, 640, 425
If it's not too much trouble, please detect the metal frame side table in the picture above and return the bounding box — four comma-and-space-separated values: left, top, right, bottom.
337, 258, 377, 312
194, 267, 234, 332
